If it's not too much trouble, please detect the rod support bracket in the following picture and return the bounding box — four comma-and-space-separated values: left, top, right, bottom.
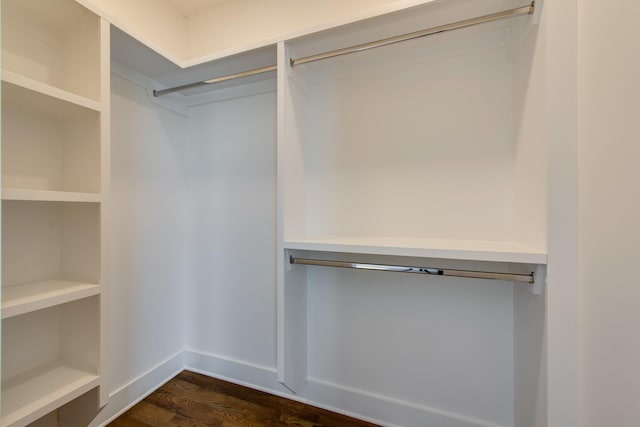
530, 264, 547, 295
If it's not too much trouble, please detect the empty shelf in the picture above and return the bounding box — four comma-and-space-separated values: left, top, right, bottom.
1, 364, 100, 427
2, 189, 101, 203
2, 70, 101, 114
2, 280, 100, 319
285, 236, 547, 264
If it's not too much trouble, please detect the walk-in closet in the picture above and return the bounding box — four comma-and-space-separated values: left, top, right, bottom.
2, 0, 638, 426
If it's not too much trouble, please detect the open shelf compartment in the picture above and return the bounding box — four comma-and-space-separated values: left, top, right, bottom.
2, 201, 101, 303
1, 297, 101, 427
1, 0, 101, 101
1, 78, 101, 195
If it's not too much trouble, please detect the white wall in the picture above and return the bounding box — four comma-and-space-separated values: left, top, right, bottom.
109, 72, 188, 392
578, 1, 640, 426
306, 262, 515, 426
185, 89, 278, 369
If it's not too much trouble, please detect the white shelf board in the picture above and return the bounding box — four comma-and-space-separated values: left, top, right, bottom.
285, 236, 548, 264
2, 188, 101, 203
1, 364, 100, 427
2, 70, 101, 115
2, 280, 100, 319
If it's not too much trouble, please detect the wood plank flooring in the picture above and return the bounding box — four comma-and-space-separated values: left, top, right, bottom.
109, 371, 381, 427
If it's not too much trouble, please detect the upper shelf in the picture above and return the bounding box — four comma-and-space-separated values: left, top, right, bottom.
2, 71, 101, 115
285, 236, 547, 264
2, 189, 101, 203
2, 0, 102, 101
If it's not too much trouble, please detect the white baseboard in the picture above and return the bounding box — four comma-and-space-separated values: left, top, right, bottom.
90, 351, 185, 427
184, 349, 288, 394
184, 350, 506, 427
304, 377, 507, 427
82, 349, 507, 427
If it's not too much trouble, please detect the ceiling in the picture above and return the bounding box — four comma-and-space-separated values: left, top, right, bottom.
166, 0, 236, 17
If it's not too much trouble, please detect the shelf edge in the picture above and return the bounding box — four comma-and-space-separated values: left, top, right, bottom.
2, 189, 102, 203
2, 70, 102, 112
284, 239, 548, 264
2, 282, 101, 319
1, 368, 100, 427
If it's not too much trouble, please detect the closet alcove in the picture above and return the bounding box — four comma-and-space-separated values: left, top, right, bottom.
279, 1, 547, 426
2, 0, 549, 425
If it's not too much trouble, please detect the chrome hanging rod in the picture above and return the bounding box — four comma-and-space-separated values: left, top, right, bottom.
290, 256, 534, 283
153, 64, 277, 97
290, 2, 535, 67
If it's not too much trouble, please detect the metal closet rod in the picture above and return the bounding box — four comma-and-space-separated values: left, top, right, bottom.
154, 2, 533, 95
290, 2, 535, 67
290, 256, 535, 283
153, 64, 277, 97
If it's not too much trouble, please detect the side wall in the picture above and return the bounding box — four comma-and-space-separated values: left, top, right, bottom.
108, 70, 188, 396
578, 1, 640, 426
184, 88, 278, 376
87, 69, 190, 426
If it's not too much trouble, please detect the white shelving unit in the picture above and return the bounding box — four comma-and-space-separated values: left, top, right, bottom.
1, 0, 110, 424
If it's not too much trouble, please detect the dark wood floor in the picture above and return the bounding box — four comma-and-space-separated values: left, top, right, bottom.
109, 371, 381, 427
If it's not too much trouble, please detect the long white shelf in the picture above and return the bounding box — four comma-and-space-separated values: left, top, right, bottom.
285, 236, 547, 264
2, 280, 100, 319
2, 188, 101, 203
2, 70, 101, 116
1, 364, 100, 427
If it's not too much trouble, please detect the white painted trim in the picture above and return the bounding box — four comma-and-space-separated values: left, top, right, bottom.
184, 349, 283, 392
90, 351, 184, 427
545, 1, 580, 426
185, 350, 510, 427
184, 350, 384, 425
77, 350, 516, 426
306, 377, 508, 427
